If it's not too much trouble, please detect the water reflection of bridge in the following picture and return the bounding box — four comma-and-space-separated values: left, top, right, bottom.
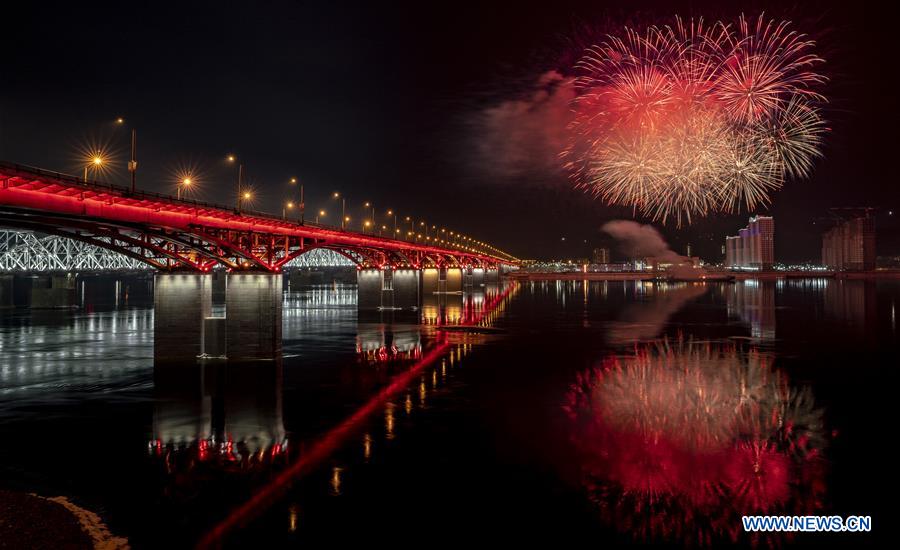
152, 269, 504, 362
152, 360, 286, 462
151, 281, 507, 454
146, 281, 517, 548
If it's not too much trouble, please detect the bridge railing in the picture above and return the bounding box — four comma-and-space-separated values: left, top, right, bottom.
0, 160, 323, 227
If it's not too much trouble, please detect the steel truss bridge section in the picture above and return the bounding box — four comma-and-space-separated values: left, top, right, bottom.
0, 231, 368, 272
0, 230, 148, 272
284, 247, 355, 268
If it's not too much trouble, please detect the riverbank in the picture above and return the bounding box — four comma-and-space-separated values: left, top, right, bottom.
507, 270, 900, 281
0, 490, 128, 549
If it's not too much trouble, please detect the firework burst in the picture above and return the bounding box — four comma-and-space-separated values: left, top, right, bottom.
564, 14, 827, 225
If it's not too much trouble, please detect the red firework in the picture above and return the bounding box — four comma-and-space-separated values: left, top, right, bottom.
564, 15, 827, 225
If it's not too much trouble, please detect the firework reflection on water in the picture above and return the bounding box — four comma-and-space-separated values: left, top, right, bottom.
564, 337, 828, 545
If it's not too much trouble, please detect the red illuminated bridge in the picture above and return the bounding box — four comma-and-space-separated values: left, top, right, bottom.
0, 161, 517, 273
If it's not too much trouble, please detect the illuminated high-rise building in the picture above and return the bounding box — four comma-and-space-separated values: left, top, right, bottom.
724, 215, 774, 269
591, 247, 610, 264
821, 210, 876, 271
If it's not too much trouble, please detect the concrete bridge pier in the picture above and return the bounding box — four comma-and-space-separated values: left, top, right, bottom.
225, 273, 282, 360
485, 267, 500, 283
357, 267, 420, 311
466, 267, 485, 288
154, 273, 212, 362
0, 275, 14, 309
421, 267, 463, 295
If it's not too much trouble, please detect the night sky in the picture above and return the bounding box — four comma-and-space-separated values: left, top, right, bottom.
2, 0, 897, 262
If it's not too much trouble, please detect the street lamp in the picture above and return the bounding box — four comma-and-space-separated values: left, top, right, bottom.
283, 201, 294, 219
227, 155, 246, 212
116, 117, 137, 193
83, 154, 104, 181
177, 176, 192, 200
333, 192, 346, 229
239, 190, 252, 213
316, 210, 326, 224
364, 202, 375, 228
386, 209, 397, 233
290, 177, 304, 223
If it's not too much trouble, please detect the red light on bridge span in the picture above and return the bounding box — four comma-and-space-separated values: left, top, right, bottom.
0, 163, 517, 272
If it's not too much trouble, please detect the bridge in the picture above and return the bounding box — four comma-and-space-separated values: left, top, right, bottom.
0, 161, 515, 272
0, 161, 517, 360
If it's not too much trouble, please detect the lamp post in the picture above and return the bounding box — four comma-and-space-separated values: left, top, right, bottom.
333, 192, 346, 229
290, 177, 304, 223
283, 201, 294, 219
363, 205, 376, 234
177, 177, 192, 200
128, 129, 137, 192
386, 209, 397, 233
116, 118, 137, 193
227, 156, 245, 212
237, 165, 245, 212
316, 210, 326, 224
83, 155, 103, 181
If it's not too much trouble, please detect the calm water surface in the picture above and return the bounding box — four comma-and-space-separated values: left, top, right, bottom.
0, 278, 896, 547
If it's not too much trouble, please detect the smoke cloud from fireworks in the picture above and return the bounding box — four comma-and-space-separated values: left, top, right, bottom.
601, 220, 682, 261
471, 71, 574, 179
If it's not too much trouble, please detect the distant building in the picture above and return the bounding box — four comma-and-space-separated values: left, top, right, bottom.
821, 212, 876, 271
725, 236, 741, 267
638, 256, 701, 272
724, 216, 774, 270
591, 247, 610, 264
